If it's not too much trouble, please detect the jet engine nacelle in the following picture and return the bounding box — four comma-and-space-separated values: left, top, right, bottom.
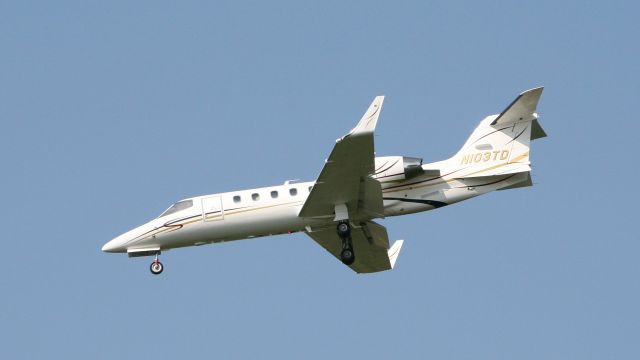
373, 156, 424, 182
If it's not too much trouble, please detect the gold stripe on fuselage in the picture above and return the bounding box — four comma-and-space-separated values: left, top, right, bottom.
381, 151, 530, 194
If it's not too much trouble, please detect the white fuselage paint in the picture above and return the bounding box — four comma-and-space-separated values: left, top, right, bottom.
102, 167, 528, 254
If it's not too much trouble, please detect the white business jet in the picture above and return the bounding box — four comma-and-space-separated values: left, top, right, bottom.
103, 87, 546, 275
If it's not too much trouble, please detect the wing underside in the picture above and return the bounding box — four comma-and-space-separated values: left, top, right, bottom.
305, 221, 403, 273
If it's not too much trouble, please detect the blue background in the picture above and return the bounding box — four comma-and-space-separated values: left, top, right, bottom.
1, 1, 638, 358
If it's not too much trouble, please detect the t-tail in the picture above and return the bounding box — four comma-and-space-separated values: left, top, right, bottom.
432, 87, 546, 188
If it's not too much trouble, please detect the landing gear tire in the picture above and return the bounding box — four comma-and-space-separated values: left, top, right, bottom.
150, 260, 164, 275
337, 221, 351, 238
340, 248, 355, 265
337, 221, 354, 265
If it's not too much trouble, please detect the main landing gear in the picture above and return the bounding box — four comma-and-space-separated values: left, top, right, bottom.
337, 221, 355, 265
150, 253, 164, 275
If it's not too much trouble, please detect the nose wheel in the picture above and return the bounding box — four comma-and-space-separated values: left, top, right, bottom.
150, 254, 164, 275
337, 221, 355, 265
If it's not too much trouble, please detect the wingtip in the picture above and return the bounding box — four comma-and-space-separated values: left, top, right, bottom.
388, 239, 404, 269
349, 95, 385, 135
370, 95, 385, 109
492, 87, 544, 126
521, 86, 544, 96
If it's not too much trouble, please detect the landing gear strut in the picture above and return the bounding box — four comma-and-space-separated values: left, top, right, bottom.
337, 221, 355, 265
150, 253, 164, 275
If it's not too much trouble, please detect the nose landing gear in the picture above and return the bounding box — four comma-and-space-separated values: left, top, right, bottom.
337, 221, 355, 265
150, 253, 164, 275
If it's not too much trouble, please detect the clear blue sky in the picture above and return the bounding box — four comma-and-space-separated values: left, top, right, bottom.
1, 1, 638, 359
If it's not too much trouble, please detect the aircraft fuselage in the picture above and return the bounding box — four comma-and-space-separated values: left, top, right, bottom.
102, 170, 527, 254
103, 88, 545, 274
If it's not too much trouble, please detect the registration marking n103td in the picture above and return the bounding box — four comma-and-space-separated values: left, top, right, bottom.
461, 150, 510, 165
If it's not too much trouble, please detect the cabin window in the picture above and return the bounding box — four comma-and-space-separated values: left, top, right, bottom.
252, 193, 260, 201
289, 188, 298, 196
308, 186, 313, 192
233, 195, 241, 203
158, 199, 193, 218
271, 190, 278, 198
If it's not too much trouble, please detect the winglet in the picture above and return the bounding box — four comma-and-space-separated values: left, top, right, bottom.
348, 96, 385, 136
491, 87, 543, 126
388, 239, 404, 269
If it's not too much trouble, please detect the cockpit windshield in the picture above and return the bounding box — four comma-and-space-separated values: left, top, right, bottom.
158, 199, 193, 218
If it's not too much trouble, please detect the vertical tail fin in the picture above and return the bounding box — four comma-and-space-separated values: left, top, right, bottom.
444, 87, 546, 177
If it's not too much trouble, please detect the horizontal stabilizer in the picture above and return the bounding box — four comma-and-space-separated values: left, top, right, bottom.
491, 87, 543, 125
531, 119, 547, 140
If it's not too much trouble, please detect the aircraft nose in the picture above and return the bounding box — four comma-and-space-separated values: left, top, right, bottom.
103, 221, 160, 253
101, 236, 127, 253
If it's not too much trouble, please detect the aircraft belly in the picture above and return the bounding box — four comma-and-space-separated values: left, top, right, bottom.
211, 212, 305, 241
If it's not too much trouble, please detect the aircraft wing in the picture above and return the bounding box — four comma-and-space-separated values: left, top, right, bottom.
305, 221, 404, 273
299, 96, 385, 220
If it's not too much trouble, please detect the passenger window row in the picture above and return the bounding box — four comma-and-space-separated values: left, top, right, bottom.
231, 187, 309, 204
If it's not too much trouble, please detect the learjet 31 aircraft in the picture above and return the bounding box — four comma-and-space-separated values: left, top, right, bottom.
103, 87, 546, 275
